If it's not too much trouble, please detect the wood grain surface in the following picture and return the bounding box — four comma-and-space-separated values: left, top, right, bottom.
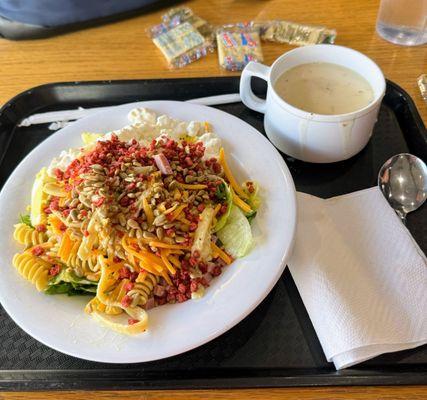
0, 0, 425, 399
1, 387, 427, 400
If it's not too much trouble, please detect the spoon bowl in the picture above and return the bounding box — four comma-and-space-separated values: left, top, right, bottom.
378, 153, 427, 223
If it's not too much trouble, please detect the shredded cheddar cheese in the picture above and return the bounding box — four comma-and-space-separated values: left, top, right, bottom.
219, 148, 249, 200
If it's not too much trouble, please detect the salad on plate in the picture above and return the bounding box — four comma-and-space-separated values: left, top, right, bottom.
11, 108, 260, 334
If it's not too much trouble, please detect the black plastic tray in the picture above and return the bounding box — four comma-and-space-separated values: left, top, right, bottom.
0, 77, 426, 391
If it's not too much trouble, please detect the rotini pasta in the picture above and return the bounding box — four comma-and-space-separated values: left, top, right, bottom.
13, 223, 47, 247
12, 252, 51, 291
12, 108, 258, 335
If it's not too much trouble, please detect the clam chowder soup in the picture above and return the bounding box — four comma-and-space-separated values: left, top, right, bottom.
274, 62, 374, 115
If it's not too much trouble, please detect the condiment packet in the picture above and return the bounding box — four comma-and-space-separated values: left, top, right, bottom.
257, 20, 336, 46
216, 23, 264, 71
149, 7, 215, 68
418, 74, 427, 100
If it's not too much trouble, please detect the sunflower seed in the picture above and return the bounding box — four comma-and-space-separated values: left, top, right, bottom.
156, 227, 164, 240
142, 231, 156, 239
127, 219, 140, 229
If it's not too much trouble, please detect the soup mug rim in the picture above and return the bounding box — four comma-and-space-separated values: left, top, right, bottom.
267, 44, 386, 122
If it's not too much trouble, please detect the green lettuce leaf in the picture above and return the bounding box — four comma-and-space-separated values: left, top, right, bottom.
19, 213, 33, 228
45, 268, 97, 296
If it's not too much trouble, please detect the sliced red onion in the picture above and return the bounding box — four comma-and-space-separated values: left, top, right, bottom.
153, 153, 172, 175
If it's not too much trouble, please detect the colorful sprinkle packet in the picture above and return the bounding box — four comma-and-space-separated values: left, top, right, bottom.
149, 7, 215, 68
149, 7, 213, 38
216, 23, 264, 71
257, 20, 336, 46
418, 74, 427, 100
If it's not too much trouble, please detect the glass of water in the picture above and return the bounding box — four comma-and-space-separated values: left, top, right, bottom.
376, 0, 427, 46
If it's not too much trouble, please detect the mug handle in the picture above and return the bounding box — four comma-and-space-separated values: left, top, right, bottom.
240, 61, 271, 114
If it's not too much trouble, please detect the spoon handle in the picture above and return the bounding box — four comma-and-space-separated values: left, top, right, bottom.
396, 209, 407, 225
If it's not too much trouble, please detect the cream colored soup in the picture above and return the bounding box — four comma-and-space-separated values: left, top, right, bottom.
274, 62, 374, 115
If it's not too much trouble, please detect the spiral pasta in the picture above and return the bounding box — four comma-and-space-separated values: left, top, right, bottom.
128, 273, 159, 307
13, 223, 47, 247
12, 252, 51, 291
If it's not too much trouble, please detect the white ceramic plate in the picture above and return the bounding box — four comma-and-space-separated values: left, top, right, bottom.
0, 101, 296, 363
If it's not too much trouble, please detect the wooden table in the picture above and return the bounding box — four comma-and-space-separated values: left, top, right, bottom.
0, 0, 425, 398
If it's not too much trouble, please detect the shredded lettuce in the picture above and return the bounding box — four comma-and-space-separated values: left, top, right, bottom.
45, 268, 97, 296
213, 180, 232, 232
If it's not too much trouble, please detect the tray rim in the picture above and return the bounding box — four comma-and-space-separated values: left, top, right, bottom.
0, 77, 426, 391
0, 77, 425, 128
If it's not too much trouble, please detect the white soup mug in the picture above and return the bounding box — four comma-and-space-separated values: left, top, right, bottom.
240, 45, 386, 163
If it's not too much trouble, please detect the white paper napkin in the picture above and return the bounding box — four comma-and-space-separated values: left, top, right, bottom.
288, 187, 427, 370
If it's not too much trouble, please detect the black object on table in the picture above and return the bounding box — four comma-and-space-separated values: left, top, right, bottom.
0, 77, 426, 391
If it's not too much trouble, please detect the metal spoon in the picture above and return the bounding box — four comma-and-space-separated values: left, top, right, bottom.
378, 153, 427, 223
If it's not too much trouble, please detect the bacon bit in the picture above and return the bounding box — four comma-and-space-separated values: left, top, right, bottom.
53, 168, 64, 180
49, 264, 61, 276
166, 213, 174, 222
80, 210, 88, 217
126, 182, 136, 191
35, 224, 47, 232
165, 228, 174, 237
189, 257, 198, 267
184, 156, 193, 166
93, 196, 105, 207
153, 153, 173, 175
119, 267, 131, 279
113, 256, 121, 263
121, 295, 132, 308
31, 246, 44, 256
59, 223, 67, 232
192, 250, 200, 259
128, 318, 139, 325
197, 204, 205, 212
176, 293, 187, 303
246, 181, 255, 193
62, 209, 71, 217
43, 206, 52, 215
178, 283, 187, 294
212, 266, 222, 277
190, 281, 199, 293
124, 282, 134, 292
212, 161, 221, 174
83, 230, 90, 237
157, 297, 167, 305
130, 272, 139, 282
189, 222, 198, 232
49, 197, 60, 211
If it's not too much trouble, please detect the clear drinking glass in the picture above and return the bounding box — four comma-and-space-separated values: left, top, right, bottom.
376, 0, 427, 46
